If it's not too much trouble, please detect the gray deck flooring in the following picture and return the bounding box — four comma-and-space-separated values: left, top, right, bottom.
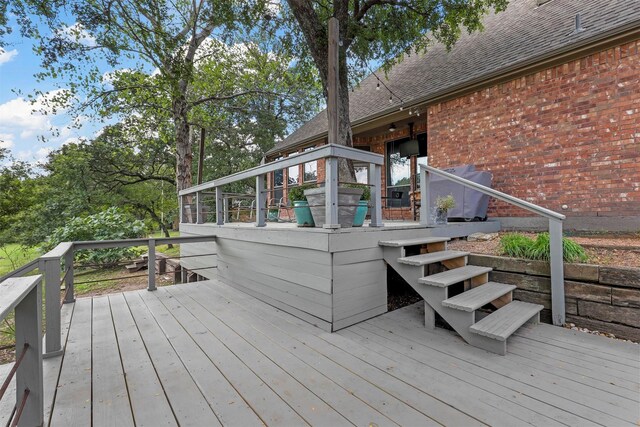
3, 279, 638, 426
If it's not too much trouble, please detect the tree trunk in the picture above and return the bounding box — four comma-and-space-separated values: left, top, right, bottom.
174, 95, 193, 192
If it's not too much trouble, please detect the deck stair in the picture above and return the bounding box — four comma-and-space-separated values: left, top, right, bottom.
380, 237, 542, 355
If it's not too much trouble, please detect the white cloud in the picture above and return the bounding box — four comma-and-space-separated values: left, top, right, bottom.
0, 133, 15, 149
0, 89, 71, 136
57, 23, 96, 47
0, 48, 18, 65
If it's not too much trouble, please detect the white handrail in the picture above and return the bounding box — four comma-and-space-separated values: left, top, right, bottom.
419, 164, 565, 221
179, 144, 384, 196
419, 162, 566, 326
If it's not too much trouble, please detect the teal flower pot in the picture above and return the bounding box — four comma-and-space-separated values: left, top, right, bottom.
352, 200, 369, 227
293, 201, 315, 227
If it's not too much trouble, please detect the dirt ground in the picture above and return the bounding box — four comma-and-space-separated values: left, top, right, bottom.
449, 232, 640, 268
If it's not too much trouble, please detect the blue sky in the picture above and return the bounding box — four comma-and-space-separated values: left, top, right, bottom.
0, 15, 107, 165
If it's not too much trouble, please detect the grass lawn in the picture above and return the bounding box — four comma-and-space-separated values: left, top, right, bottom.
0, 243, 41, 277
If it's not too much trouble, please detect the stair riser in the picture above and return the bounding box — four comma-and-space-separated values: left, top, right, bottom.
384, 250, 511, 355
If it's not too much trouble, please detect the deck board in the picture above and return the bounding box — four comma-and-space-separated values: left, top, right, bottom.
3, 278, 637, 427
108, 293, 177, 426
132, 290, 265, 426
50, 298, 92, 427
91, 296, 134, 427
124, 292, 221, 426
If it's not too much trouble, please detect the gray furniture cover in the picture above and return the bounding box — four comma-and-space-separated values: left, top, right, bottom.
428, 165, 492, 220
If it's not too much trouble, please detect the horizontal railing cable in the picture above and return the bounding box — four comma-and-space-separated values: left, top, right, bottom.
0, 344, 29, 401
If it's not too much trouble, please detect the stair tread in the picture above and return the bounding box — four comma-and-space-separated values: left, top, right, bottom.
397, 250, 469, 266
419, 265, 493, 287
379, 237, 450, 247
470, 301, 543, 341
442, 282, 516, 311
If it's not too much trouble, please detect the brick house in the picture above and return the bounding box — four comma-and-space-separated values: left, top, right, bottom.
266, 0, 640, 231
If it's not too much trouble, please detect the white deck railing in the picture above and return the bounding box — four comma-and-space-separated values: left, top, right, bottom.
178, 144, 385, 228
419, 163, 567, 325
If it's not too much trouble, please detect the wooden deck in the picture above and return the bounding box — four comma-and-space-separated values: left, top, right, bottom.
5, 279, 639, 426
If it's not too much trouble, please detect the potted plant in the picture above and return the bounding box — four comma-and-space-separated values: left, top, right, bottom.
434, 194, 455, 225
288, 184, 315, 227
304, 185, 363, 228
343, 184, 370, 227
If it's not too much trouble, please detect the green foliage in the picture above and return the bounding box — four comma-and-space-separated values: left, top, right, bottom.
287, 184, 316, 202
435, 194, 456, 211
499, 234, 534, 260
44, 207, 147, 267
342, 183, 370, 200
499, 233, 589, 263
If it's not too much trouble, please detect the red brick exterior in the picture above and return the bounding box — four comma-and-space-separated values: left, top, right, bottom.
427, 40, 640, 218
272, 39, 640, 223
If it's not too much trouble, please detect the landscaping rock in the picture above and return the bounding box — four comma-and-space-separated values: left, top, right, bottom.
467, 232, 498, 242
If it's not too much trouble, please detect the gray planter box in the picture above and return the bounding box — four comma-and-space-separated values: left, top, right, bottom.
304, 187, 363, 228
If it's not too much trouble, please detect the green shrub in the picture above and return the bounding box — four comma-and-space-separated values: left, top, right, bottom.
342, 183, 371, 200
287, 184, 316, 202
499, 233, 533, 259
498, 232, 588, 263
43, 207, 146, 267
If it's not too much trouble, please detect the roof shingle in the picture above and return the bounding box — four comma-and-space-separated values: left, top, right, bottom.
268, 0, 640, 156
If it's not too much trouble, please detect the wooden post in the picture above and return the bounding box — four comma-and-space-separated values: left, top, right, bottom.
63, 249, 75, 303
549, 218, 565, 325
327, 17, 339, 147
148, 238, 156, 291
179, 195, 184, 224
369, 164, 383, 227
256, 175, 266, 227
420, 165, 432, 226
40, 258, 62, 358
215, 187, 224, 225
14, 278, 43, 427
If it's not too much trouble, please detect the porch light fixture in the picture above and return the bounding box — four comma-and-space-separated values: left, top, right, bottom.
389, 123, 397, 132
376, 81, 380, 90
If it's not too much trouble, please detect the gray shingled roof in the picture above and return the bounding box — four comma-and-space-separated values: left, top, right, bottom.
268, 0, 640, 156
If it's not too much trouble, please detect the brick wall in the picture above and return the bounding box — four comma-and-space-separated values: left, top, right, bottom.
427, 40, 640, 218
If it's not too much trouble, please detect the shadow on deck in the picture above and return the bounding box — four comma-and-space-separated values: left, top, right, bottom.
10, 279, 640, 426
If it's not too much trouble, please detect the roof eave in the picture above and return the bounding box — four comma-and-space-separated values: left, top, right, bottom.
267, 22, 640, 158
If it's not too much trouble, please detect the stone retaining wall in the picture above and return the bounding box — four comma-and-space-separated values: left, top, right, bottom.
469, 255, 640, 341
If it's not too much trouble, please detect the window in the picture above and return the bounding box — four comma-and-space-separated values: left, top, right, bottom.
354, 146, 370, 184
386, 138, 411, 207
288, 165, 299, 186
415, 133, 428, 187
354, 164, 368, 184
273, 157, 284, 203
303, 147, 317, 182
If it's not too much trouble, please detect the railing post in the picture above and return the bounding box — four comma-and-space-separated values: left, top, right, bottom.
179, 194, 184, 224
549, 218, 565, 325
148, 238, 156, 291
223, 196, 230, 223
420, 165, 432, 226
215, 187, 224, 225
63, 248, 75, 303
369, 163, 383, 227
14, 277, 43, 427
324, 156, 340, 229
255, 174, 266, 227
196, 192, 203, 224
40, 258, 62, 358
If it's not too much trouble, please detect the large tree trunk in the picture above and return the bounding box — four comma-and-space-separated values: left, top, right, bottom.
173, 94, 193, 192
